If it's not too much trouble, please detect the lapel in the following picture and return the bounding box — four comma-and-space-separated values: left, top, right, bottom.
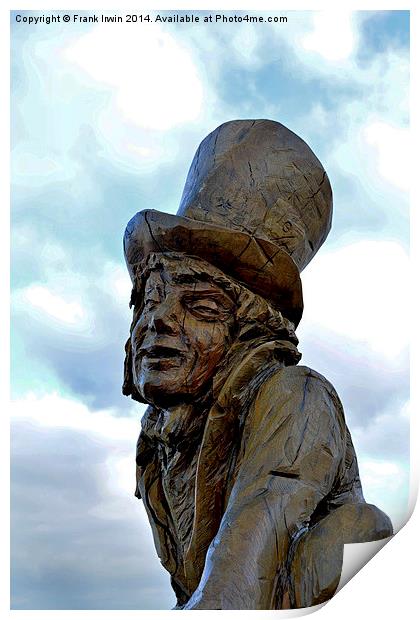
183, 341, 284, 592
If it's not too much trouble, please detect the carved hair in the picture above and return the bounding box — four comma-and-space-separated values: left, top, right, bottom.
122, 253, 301, 402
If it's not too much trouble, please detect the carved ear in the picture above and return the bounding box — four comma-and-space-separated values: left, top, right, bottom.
122, 335, 144, 403
122, 336, 133, 396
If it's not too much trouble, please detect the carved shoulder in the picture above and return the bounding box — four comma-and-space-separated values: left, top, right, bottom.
233, 364, 347, 499
250, 364, 346, 431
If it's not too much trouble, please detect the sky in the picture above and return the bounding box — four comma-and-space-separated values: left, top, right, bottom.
10, 8, 410, 611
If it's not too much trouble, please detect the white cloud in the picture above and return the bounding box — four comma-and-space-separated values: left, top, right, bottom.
103, 453, 138, 502
11, 392, 144, 522
12, 148, 68, 187
299, 45, 409, 191
352, 399, 409, 460
100, 261, 132, 300
11, 400, 173, 609
361, 460, 401, 489
264, 14, 409, 213
301, 11, 356, 61
357, 457, 409, 531
11, 391, 141, 441
231, 24, 260, 67
23, 285, 85, 324
64, 23, 203, 131
364, 122, 410, 191
13, 258, 132, 335
301, 240, 409, 358
11, 253, 136, 409
281, 13, 408, 123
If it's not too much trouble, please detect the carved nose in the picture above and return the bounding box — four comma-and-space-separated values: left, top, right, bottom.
149, 311, 178, 335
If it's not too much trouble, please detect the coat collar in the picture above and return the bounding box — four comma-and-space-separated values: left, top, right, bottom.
137, 339, 297, 598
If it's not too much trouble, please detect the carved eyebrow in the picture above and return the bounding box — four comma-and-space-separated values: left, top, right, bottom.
183, 290, 232, 302
170, 274, 231, 294
171, 273, 203, 285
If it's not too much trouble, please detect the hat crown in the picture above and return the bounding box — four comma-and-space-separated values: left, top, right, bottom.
178, 119, 332, 272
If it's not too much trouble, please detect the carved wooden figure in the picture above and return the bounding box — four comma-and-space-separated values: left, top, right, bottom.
122, 120, 393, 609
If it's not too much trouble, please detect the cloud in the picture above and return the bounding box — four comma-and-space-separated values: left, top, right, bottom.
300, 240, 410, 359
12, 259, 135, 411
11, 391, 143, 439
12, 10, 409, 239
24, 285, 85, 324
12, 28, 199, 184
11, 146, 73, 188
364, 121, 410, 191
352, 404, 410, 462
11, 394, 175, 610
299, 326, 408, 431
64, 22, 203, 131
301, 11, 357, 61
357, 459, 409, 532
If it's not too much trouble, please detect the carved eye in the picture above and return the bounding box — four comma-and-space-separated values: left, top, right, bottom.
283, 221, 292, 232
187, 298, 223, 320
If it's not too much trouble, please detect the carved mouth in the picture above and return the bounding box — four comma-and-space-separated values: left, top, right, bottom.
140, 345, 186, 370
143, 345, 184, 359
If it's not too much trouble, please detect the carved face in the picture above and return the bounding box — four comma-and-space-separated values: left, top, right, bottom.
131, 261, 236, 407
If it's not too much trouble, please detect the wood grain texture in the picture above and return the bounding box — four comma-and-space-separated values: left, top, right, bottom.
122, 120, 393, 609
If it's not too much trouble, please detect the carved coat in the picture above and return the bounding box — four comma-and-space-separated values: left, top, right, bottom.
135, 341, 369, 609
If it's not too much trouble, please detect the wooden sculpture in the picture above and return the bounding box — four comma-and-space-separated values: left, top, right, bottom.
122, 120, 393, 609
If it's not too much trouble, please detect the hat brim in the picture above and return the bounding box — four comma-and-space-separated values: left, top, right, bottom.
124, 209, 303, 327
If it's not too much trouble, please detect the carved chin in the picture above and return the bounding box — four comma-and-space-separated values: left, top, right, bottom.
137, 367, 201, 406
134, 347, 220, 406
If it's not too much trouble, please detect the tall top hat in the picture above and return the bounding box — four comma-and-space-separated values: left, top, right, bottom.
124, 119, 333, 327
